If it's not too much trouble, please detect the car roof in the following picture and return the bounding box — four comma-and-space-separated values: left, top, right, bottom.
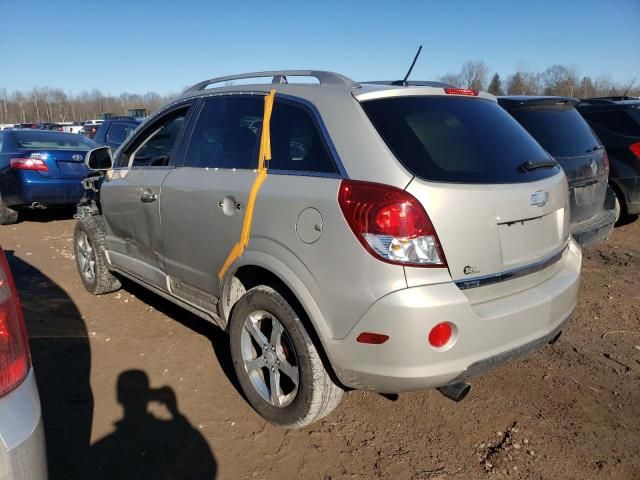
173, 70, 497, 105
498, 96, 579, 108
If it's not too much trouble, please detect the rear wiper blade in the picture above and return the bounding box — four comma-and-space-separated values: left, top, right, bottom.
520, 160, 559, 171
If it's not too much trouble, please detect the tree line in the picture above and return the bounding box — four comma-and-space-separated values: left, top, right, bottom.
1, 63, 638, 124
439, 61, 639, 98
0, 88, 177, 125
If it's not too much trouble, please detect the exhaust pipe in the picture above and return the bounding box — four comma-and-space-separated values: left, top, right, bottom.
438, 382, 471, 402
30, 202, 47, 209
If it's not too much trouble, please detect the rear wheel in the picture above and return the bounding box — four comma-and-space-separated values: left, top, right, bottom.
74, 216, 121, 295
229, 285, 343, 428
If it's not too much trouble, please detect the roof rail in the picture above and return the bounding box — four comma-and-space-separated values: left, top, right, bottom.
185, 70, 360, 93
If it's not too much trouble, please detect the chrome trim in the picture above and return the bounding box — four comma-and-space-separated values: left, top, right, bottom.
455, 244, 568, 290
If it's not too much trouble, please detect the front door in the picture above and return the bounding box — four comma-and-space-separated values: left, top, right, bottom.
160, 96, 265, 306
101, 104, 191, 287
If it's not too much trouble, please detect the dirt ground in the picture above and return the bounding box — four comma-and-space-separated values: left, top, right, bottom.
1, 209, 639, 480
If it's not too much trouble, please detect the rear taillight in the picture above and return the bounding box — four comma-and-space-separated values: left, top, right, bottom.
0, 249, 30, 397
338, 180, 447, 267
10, 154, 49, 171
444, 87, 479, 96
630, 142, 640, 159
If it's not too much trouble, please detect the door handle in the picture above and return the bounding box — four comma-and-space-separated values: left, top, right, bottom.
141, 190, 158, 203
218, 196, 243, 216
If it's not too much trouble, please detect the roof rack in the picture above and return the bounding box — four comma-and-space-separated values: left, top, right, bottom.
185, 70, 360, 93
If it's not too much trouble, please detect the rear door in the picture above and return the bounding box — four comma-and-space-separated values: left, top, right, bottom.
507, 104, 608, 225
101, 104, 192, 287
361, 96, 570, 292
160, 95, 264, 306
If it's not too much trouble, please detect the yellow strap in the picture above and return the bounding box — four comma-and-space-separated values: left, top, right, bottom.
218, 89, 276, 279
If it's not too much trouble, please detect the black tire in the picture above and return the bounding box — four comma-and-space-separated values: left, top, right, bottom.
229, 285, 343, 428
73, 216, 121, 295
0, 192, 18, 225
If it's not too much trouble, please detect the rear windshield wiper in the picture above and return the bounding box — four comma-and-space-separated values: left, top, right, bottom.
520, 160, 559, 171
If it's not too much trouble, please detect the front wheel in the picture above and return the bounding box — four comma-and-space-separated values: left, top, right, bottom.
229, 285, 343, 428
74, 216, 121, 295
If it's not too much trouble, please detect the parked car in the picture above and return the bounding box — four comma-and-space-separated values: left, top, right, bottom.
0, 246, 48, 479
14, 123, 37, 129
0, 130, 98, 224
93, 117, 141, 150
499, 96, 617, 246
577, 98, 640, 222
36, 123, 64, 131
0, 124, 15, 131
62, 122, 85, 134
80, 124, 100, 139
75, 71, 581, 428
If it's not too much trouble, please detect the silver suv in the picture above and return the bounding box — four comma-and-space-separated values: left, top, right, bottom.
74, 71, 582, 428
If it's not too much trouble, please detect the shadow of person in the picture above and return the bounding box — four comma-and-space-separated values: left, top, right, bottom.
5, 251, 93, 478
84, 370, 217, 480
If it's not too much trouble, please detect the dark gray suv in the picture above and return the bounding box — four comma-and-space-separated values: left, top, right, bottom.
499, 96, 617, 246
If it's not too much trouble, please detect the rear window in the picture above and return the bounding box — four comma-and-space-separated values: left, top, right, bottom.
507, 106, 599, 158
579, 109, 640, 137
12, 131, 96, 150
362, 96, 556, 184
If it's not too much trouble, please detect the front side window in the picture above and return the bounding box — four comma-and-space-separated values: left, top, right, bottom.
184, 97, 263, 169
121, 107, 188, 167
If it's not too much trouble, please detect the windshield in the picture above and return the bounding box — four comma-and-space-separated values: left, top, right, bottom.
13, 131, 97, 150
361, 96, 556, 184
508, 106, 599, 157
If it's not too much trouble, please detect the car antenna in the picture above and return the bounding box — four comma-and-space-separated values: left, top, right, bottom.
621, 78, 636, 99
391, 45, 423, 86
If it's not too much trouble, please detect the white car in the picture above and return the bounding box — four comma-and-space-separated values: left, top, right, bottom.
0, 248, 47, 479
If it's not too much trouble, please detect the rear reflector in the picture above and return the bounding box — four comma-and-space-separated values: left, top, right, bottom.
444, 88, 479, 96
630, 142, 640, 159
0, 249, 30, 397
10, 154, 48, 171
356, 332, 389, 344
428, 322, 453, 348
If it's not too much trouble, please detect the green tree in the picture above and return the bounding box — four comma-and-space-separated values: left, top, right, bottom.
488, 73, 504, 96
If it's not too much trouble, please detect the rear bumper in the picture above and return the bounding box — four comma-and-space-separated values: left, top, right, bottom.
327, 240, 581, 393
1, 170, 85, 207
0, 369, 48, 480
570, 188, 617, 247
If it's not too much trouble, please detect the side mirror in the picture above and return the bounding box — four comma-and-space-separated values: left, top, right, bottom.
85, 146, 113, 171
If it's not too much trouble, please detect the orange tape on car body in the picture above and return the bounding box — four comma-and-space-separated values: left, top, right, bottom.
218, 89, 276, 280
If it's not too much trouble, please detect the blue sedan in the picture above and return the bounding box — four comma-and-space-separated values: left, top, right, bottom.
0, 130, 98, 224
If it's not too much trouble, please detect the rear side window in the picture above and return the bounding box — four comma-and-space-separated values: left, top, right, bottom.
184, 97, 263, 169
269, 101, 337, 174
580, 109, 640, 137
362, 97, 555, 184
508, 106, 599, 157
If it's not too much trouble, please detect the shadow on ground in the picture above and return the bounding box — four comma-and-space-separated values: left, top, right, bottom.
6, 252, 217, 479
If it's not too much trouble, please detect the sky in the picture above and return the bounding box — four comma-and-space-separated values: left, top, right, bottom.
2, 0, 639, 95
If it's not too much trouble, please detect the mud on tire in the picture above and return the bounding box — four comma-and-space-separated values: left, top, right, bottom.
229, 285, 343, 428
74, 216, 121, 295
